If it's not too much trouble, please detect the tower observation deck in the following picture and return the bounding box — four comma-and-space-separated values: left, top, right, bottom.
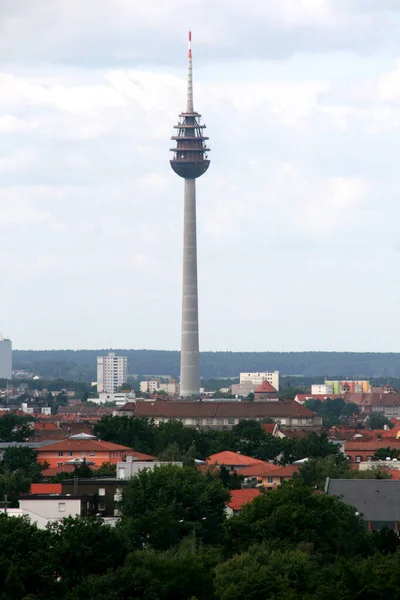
170, 32, 210, 398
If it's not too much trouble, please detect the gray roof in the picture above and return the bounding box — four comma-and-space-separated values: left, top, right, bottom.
0, 441, 55, 449
325, 478, 400, 521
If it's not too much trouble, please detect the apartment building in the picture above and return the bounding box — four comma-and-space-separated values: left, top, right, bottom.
97, 352, 127, 393
139, 379, 179, 395
239, 371, 279, 391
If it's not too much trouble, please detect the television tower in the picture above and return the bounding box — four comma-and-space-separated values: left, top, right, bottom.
170, 32, 210, 398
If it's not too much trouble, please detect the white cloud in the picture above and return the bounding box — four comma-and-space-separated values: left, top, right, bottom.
1, 2, 400, 351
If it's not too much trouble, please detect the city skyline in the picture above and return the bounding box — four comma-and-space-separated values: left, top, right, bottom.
1, 2, 400, 352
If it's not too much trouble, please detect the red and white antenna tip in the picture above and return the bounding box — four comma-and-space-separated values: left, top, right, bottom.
188, 30, 192, 58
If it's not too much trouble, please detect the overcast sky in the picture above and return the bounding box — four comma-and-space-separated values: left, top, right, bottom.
1, 0, 400, 352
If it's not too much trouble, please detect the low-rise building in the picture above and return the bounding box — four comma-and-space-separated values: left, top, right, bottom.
206, 451, 267, 471
239, 463, 298, 489
225, 488, 261, 516
239, 371, 279, 391
36, 438, 134, 468
117, 456, 182, 479
115, 400, 322, 430
140, 380, 179, 395
5, 494, 96, 529
325, 479, 400, 532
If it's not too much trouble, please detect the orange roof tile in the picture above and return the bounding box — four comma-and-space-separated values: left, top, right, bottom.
37, 439, 133, 453
206, 451, 266, 468
261, 423, 277, 435
226, 488, 261, 511
254, 381, 277, 394
42, 464, 99, 476
267, 465, 299, 478
30, 483, 62, 494
239, 463, 281, 477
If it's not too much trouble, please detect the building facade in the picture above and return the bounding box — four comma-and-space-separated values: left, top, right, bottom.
139, 380, 179, 395
116, 400, 322, 430
97, 352, 127, 393
239, 371, 279, 391
0, 338, 12, 380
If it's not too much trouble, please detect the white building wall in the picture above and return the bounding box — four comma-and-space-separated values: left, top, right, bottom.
311, 384, 327, 394
18, 498, 82, 529
0, 338, 12, 380
117, 460, 183, 479
239, 371, 279, 391
97, 353, 127, 393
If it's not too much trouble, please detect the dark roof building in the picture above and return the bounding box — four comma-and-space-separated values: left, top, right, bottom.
325, 478, 400, 531
115, 400, 322, 429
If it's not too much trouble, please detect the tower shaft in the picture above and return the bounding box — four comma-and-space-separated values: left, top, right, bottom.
180, 178, 200, 396
170, 32, 210, 398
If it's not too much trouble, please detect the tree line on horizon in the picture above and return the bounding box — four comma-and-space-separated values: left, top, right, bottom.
11, 349, 400, 381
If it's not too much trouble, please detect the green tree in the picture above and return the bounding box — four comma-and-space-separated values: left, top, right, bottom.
0, 414, 34, 442
367, 413, 393, 430
215, 545, 316, 600
375, 446, 400, 460
74, 548, 214, 600
297, 454, 388, 490
94, 415, 156, 454
119, 464, 229, 550
0, 514, 60, 599
47, 515, 126, 588
223, 480, 367, 558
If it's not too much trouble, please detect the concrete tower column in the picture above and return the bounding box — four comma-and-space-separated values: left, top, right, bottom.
180, 178, 200, 396
170, 32, 210, 398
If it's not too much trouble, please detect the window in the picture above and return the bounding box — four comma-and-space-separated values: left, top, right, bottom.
367, 456, 373, 462
58, 503, 66, 512
267, 477, 273, 483
67, 451, 73, 457
118, 468, 126, 479
57, 462, 63, 467
356, 456, 362, 463
98, 503, 106, 511
98, 488, 106, 496
228, 418, 235, 425
81, 452, 87, 457
90, 452, 95, 457
58, 451, 63, 457
217, 418, 223, 425
206, 418, 213, 425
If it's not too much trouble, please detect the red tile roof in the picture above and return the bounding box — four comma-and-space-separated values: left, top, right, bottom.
239, 463, 281, 477
343, 392, 400, 407
34, 422, 59, 431
267, 465, 299, 478
226, 488, 261, 511
37, 439, 133, 452
30, 483, 62, 494
206, 451, 266, 468
345, 440, 400, 452
125, 451, 157, 461
262, 423, 277, 435
130, 400, 317, 419
254, 381, 277, 394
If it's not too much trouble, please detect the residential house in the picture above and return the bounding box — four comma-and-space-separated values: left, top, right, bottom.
206, 451, 268, 471
325, 479, 400, 532
117, 456, 182, 479
36, 438, 134, 468
225, 488, 261, 516
61, 478, 130, 518
115, 400, 322, 430
343, 392, 400, 417
239, 463, 298, 489
344, 439, 400, 463
253, 381, 278, 401
2, 494, 96, 529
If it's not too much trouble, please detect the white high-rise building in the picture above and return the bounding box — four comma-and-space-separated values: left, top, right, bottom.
97, 352, 127, 393
0, 338, 12, 380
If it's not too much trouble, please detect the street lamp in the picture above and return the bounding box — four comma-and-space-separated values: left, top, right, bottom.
179, 517, 207, 554
0, 469, 21, 516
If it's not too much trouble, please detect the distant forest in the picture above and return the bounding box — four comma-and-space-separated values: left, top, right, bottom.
11, 349, 400, 382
